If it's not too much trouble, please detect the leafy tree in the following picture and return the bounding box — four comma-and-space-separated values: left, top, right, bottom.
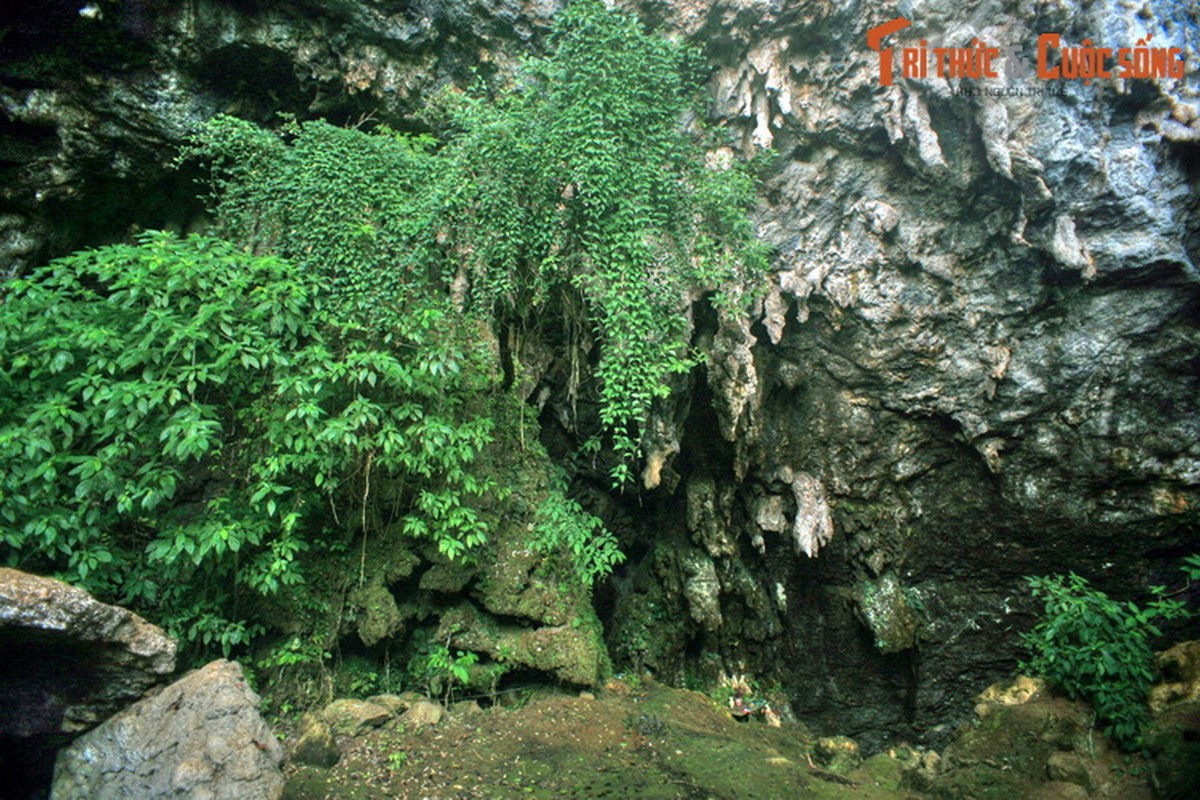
0, 232, 493, 654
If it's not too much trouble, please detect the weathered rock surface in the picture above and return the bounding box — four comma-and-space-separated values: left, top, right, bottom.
290, 714, 340, 769
440, 600, 608, 686
2, 0, 1198, 755
320, 698, 392, 735
51, 659, 284, 800
0, 567, 176, 733
605, 0, 1200, 749
1151, 639, 1200, 712
0, 567, 176, 795
402, 699, 445, 728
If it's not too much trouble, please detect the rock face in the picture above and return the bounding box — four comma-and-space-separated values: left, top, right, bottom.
2, 0, 1198, 753
603, 0, 1200, 748
0, 567, 176, 796
0, 0, 560, 277
51, 659, 285, 800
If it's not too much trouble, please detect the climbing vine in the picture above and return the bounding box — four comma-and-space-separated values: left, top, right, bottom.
186, 0, 766, 485
438, 0, 766, 482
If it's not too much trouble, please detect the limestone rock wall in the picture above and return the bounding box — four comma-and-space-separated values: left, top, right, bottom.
2, 0, 1198, 749
610, 0, 1200, 747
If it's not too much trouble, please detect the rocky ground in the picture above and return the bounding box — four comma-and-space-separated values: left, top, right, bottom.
282, 678, 921, 800
5, 567, 1198, 799
277, 675, 1190, 800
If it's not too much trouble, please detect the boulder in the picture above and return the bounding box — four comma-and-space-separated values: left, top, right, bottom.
440, 602, 608, 687
368, 692, 423, 715
1150, 640, 1200, 712
402, 699, 444, 728
814, 736, 862, 772
1146, 701, 1200, 800
0, 567, 176, 732
320, 698, 392, 736
290, 714, 340, 768
51, 659, 284, 800
0, 568, 176, 795
1045, 751, 1095, 792
975, 675, 1047, 717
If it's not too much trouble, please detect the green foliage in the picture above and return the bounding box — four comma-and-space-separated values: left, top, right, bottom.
181, 115, 444, 327
438, 0, 766, 480
0, 231, 493, 656
184, 0, 765, 486
340, 654, 400, 698
1021, 573, 1188, 750
260, 635, 331, 673
1182, 553, 1200, 582
1, 0, 765, 680
532, 478, 624, 586
417, 643, 479, 704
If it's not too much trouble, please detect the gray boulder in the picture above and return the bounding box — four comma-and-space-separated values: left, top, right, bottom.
51, 659, 284, 800
0, 567, 176, 733
0, 568, 176, 794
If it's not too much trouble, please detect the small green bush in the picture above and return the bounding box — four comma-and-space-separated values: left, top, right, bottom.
410, 641, 478, 704
1021, 572, 1188, 750
532, 477, 624, 586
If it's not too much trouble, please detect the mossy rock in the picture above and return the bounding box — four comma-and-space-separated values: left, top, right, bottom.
853, 574, 924, 653
1145, 701, 1200, 800
419, 559, 475, 594
290, 714, 340, 768
816, 736, 862, 772
320, 699, 392, 736
440, 602, 609, 686
349, 582, 404, 647
474, 543, 574, 625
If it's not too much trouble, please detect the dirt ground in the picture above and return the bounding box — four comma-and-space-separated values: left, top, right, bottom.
280, 676, 1176, 800
281, 680, 923, 800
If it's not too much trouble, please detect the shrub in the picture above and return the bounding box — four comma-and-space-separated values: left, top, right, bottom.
181, 115, 444, 329
532, 477, 624, 586
1021, 572, 1188, 750
0, 231, 493, 656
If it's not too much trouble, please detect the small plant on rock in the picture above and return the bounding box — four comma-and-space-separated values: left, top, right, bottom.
1021, 572, 1188, 750
532, 477, 624, 586
421, 643, 478, 705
